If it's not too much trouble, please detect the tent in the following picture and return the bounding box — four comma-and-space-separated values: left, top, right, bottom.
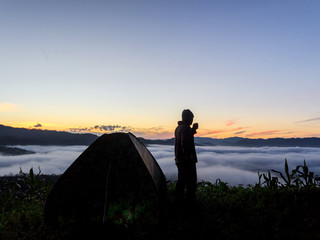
44, 132, 167, 225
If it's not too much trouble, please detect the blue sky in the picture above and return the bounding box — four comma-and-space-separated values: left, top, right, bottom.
1, 0, 320, 138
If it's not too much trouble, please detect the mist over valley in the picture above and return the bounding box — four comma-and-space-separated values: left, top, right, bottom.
1, 125, 320, 185
1, 144, 320, 186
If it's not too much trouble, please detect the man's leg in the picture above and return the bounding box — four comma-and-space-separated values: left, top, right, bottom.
185, 163, 197, 203
175, 162, 186, 200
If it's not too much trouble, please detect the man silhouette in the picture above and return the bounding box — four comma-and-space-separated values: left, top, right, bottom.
174, 109, 198, 204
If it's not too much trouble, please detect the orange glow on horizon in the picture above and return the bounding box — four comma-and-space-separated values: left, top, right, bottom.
1, 121, 319, 140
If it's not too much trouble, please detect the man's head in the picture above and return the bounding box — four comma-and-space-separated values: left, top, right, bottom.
182, 109, 194, 125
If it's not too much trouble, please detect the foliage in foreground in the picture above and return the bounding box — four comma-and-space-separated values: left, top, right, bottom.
1, 161, 320, 239
0, 168, 53, 240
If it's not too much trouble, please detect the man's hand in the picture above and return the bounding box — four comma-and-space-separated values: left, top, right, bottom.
192, 123, 199, 132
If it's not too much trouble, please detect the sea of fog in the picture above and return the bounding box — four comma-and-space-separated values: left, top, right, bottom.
1, 145, 320, 186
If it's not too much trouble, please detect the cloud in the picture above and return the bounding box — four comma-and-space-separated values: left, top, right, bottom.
69, 127, 88, 132
246, 130, 280, 137
198, 121, 246, 137
34, 123, 42, 128
0, 102, 20, 112
69, 124, 174, 139
295, 117, 320, 124
132, 127, 173, 139
93, 125, 125, 132
69, 125, 131, 134
151, 145, 320, 186
225, 120, 236, 126
150, 145, 320, 186
198, 127, 245, 137
2, 145, 320, 187
231, 127, 243, 131
69, 125, 173, 139
0, 145, 86, 176
234, 131, 246, 135
198, 129, 227, 137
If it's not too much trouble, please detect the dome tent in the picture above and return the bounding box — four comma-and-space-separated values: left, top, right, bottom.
44, 132, 167, 225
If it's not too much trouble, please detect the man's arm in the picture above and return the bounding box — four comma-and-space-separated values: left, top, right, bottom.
192, 123, 198, 134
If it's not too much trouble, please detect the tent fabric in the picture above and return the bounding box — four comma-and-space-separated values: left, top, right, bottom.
44, 132, 167, 225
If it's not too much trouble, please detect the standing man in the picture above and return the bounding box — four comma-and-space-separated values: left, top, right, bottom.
174, 109, 198, 204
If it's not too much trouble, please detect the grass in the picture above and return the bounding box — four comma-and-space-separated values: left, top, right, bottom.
1, 161, 320, 239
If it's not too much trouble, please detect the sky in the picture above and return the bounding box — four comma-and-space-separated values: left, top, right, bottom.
2, 144, 320, 186
1, 0, 320, 139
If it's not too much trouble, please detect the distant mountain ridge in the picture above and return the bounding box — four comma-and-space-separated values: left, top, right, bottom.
1, 124, 320, 148
0, 125, 98, 146
233, 137, 320, 148
0, 146, 35, 156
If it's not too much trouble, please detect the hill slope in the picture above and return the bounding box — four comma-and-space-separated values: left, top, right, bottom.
0, 125, 98, 146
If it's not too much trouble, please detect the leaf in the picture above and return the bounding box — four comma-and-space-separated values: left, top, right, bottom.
37, 166, 41, 176
284, 159, 291, 186
29, 168, 34, 185
291, 165, 301, 177
257, 171, 262, 186
271, 169, 288, 184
